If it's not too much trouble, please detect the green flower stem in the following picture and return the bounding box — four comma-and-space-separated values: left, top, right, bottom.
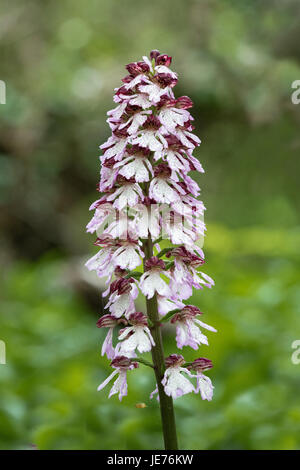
142, 236, 178, 450
134, 358, 155, 369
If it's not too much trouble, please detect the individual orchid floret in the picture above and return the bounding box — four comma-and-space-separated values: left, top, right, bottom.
154, 73, 178, 89
86, 199, 116, 234
100, 129, 128, 162
166, 247, 214, 300
113, 84, 134, 103
155, 135, 201, 176
187, 358, 214, 401
174, 120, 201, 149
102, 206, 136, 240
99, 157, 119, 192
183, 256, 215, 291
106, 175, 144, 210
129, 115, 167, 152
122, 61, 151, 92
138, 75, 175, 104
105, 277, 138, 318
156, 295, 184, 317
116, 312, 155, 356
87, 235, 143, 278
149, 163, 186, 204
114, 145, 153, 183
160, 208, 199, 247
151, 354, 195, 400
128, 90, 153, 109
115, 105, 151, 135
96, 314, 127, 359
85, 235, 119, 279
168, 200, 206, 249
170, 194, 205, 227
139, 256, 170, 299
157, 95, 190, 131
107, 101, 127, 121
111, 236, 144, 270
101, 265, 131, 298
150, 51, 175, 78
180, 175, 201, 198
97, 356, 139, 401
132, 197, 160, 240
171, 305, 217, 350
166, 247, 203, 299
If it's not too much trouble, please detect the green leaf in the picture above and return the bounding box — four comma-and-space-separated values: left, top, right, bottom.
157, 247, 172, 258
125, 271, 142, 279
160, 308, 181, 323
147, 318, 154, 328
165, 261, 174, 270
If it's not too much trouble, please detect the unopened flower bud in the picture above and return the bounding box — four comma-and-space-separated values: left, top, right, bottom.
165, 354, 185, 368
145, 256, 166, 271
150, 49, 160, 60
181, 305, 203, 317
155, 73, 177, 88
176, 96, 193, 109
111, 356, 135, 369
128, 312, 148, 326
156, 54, 172, 67
97, 315, 118, 328
153, 163, 172, 179
188, 358, 213, 372
110, 277, 134, 295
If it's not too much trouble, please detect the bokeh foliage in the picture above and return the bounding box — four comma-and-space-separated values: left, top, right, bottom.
0, 0, 300, 450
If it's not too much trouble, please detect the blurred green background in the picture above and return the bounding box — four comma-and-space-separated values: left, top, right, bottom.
0, 0, 300, 450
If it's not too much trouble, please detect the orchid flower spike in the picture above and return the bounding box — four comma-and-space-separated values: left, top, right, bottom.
86, 50, 217, 449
